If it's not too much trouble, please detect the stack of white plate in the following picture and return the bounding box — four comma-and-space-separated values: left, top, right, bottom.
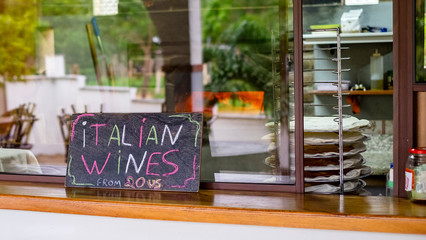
296, 117, 372, 194
261, 116, 372, 194
262, 122, 279, 169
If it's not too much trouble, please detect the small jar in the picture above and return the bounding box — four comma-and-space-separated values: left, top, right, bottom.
386, 163, 393, 196
406, 148, 426, 202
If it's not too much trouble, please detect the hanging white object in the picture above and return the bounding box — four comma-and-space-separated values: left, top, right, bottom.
45, 55, 65, 77
345, 0, 379, 5
93, 0, 119, 16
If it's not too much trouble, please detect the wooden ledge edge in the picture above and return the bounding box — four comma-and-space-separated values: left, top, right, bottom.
0, 194, 424, 234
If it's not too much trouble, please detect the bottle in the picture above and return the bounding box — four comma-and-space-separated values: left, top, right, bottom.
406, 148, 426, 202
386, 163, 393, 196
370, 49, 384, 90
387, 70, 393, 90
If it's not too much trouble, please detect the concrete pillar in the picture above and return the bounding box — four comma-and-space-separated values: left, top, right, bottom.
35, 27, 55, 75
188, 0, 204, 112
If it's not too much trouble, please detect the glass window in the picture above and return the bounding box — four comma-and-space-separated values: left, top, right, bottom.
302, 1, 393, 195
416, 0, 426, 82
415, 0, 426, 146
0, 0, 295, 186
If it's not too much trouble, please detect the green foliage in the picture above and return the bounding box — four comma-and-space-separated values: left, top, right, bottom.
86, 76, 163, 88
41, 0, 90, 16
202, 0, 278, 42
39, 0, 154, 83
98, 0, 154, 50
86, 76, 165, 99
202, 0, 233, 43
202, 1, 279, 115
415, 1, 426, 83
0, 0, 37, 79
43, 14, 95, 78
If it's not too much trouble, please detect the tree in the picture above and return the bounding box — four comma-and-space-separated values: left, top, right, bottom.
0, 0, 37, 80
105, 0, 157, 96
40, 0, 157, 91
202, 0, 279, 115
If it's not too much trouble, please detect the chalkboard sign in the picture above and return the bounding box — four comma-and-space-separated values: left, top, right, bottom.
65, 113, 203, 192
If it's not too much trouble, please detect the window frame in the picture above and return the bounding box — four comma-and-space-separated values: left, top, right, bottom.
0, 0, 416, 198
393, 0, 418, 197
0, 0, 303, 192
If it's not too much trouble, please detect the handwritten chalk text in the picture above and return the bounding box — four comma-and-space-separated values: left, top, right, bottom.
66, 113, 202, 192
78, 122, 184, 148
124, 176, 162, 189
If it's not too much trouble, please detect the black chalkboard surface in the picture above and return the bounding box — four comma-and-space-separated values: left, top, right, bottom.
65, 112, 203, 192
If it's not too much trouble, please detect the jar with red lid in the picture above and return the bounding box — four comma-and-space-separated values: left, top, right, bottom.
406, 148, 426, 202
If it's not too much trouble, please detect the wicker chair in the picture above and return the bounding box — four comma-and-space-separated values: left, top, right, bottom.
0, 103, 38, 149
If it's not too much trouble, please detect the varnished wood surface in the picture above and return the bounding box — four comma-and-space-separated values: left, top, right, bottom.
0, 181, 425, 234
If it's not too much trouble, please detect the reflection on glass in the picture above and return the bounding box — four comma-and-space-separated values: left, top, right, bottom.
0, 0, 294, 184
199, 0, 294, 184
0, 149, 41, 174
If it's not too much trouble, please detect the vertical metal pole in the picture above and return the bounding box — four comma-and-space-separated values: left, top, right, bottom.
336, 28, 344, 194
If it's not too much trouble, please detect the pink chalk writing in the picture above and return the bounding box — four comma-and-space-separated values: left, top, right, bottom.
136, 176, 146, 188
71, 113, 94, 142
170, 155, 197, 188
81, 153, 111, 175
90, 123, 106, 145
146, 152, 161, 176
139, 126, 143, 148
162, 149, 179, 177
124, 176, 136, 189
139, 118, 146, 148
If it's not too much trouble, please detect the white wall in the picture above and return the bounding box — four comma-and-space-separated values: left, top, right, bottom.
5, 75, 162, 155
0, 209, 423, 240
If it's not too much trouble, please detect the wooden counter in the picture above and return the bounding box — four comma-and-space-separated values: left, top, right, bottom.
0, 181, 424, 234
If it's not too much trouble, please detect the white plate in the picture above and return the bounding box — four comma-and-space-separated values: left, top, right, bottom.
290, 116, 370, 132
304, 155, 365, 171
302, 132, 370, 145
304, 166, 373, 183
303, 142, 367, 158
305, 179, 366, 194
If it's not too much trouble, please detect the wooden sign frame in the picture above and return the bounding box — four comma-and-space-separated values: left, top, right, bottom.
65, 112, 203, 192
